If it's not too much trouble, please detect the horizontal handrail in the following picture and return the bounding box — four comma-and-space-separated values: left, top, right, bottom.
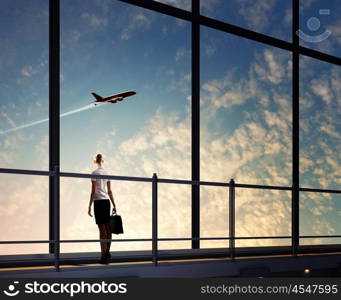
235, 183, 291, 191
300, 187, 341, 194
0, 167, 339, 193
1, 235, 341, 245
0, 168, 52, 176
60, 171, 153, 183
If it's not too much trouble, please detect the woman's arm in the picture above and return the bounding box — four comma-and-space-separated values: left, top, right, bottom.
88, 181, 96, 217
107, 181, 116, 214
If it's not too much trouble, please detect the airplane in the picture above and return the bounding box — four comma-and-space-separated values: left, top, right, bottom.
91, 91, 136, 105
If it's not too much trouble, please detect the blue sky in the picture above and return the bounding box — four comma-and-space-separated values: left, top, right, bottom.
0, 0, 340, 254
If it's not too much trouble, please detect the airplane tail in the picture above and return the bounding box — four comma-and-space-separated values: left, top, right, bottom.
91, 93, 103, 102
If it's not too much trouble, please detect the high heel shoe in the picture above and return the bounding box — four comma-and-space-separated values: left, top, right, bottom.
97, 255, 108, 264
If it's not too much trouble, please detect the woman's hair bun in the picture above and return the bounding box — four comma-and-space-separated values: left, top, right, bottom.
95, 153, 102, 164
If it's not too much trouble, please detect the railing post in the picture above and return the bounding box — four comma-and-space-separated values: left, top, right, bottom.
229, 179, 235, 260
54, 165, 60, 272
152, 173, 158, 266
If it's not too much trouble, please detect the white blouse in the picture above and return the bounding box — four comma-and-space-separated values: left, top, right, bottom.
91, 167, 109, 200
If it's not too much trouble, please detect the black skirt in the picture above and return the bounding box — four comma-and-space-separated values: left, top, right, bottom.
94, 199, 110, 224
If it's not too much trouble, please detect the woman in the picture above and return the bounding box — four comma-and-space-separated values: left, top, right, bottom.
88, 154, 116, 264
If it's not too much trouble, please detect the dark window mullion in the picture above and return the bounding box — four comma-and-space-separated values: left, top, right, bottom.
49, 0, 60, 254
292, 0, 300, 256
192, 0, 200, 249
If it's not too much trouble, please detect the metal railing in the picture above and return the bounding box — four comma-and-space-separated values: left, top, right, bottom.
0, 167, 341, 272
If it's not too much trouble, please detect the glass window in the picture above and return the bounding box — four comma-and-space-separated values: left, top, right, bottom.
300, 57, 340, 191
159, 184, 191, 250
235, 188, 291, 247
61, 178, 151, 252
0, 174, 48, 255
60, 0, 191, 252
201, 0, 292, 42
0, 0, 49, 170
299, 0, 341, 58
200, 186, 229, 249
300, 192, 341, 245
201, 27, 292, 187
60, 0, 191, 181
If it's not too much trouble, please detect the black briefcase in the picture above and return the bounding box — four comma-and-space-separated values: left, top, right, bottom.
109, 214, 124, 234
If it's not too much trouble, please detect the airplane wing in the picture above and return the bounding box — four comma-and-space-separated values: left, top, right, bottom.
108, 97, 123, 103
105, 91, 136, 101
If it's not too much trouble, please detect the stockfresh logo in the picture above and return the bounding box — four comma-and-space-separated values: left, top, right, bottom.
3, 281, 20, 297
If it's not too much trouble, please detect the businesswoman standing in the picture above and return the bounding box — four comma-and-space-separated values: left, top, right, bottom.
88, 154, 116, 264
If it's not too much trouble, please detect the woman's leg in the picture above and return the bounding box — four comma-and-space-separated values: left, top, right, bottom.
98, 224, 107, 256
104, 223, 112, 253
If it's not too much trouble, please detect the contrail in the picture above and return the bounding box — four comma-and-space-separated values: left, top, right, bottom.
0, 102, 105, 135
60, 103, 103, 118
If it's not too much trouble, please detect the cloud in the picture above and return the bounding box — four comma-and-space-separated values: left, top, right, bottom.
284, 8, 292, 26
175, 47, 190, 61
201, 70, 258, 109
200, 0, 221, 12
327, 20, 341, 46
167, 72, 191, 93
1, 112, 16, 128
154, 0, 190, 10
119, 134, 149, 156
204, 43, 217, 57
155, 0, 220, 12
21, 66, 35, 77
300, 60, 340, 192
113, 108, 191, 178
263, 110, 289, 132
121, 13, 151, 40
70, 29, 81, 44
20, 59, 48, 78
81, 12, 108, 30
238, 0, 276, 31
319, 124, 341, 139
310, 205, 333, 216
299, 0, 317, 10
253, 49, 288, 84
312, 219, 335, 235
201, 48, 290, 112
35, 135, 48, 167
311, 79, 332, 105
235, 190, 291, 246
300, 157, 313, 173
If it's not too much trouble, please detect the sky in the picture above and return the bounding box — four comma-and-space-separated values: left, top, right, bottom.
0, 0, 340, 255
